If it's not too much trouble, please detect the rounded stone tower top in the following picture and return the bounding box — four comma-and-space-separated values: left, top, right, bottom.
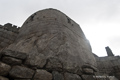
19, 8, 86, 41
8, 8, 97, 74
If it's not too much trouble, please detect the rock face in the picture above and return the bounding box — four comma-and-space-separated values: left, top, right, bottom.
7, 8, 97, 74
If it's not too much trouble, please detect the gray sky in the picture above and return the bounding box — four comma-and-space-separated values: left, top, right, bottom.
0, 0, 120, 56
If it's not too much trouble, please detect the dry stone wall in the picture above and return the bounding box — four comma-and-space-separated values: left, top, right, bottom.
95, 56, 120, 79
0, 49, 114, 80
0, 49, 94, 80
0, 23, 19, 51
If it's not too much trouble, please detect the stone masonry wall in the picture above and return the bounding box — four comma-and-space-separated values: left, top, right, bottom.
95, 56, 120, 79
0, 49, 97, 80
0, 23, 19, 51
1, 49, 116, 80
7, 9, 97, 76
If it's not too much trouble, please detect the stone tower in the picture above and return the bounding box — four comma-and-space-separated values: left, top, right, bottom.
0, 9, 97, 80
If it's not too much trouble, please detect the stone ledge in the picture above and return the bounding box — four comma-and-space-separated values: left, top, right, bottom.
2, 49, 27, 60
9, 66, 35, 79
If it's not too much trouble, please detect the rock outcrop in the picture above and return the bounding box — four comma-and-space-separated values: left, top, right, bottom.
105, 46, 114, 56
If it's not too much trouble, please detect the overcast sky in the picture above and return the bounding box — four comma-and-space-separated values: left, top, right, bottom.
0, 0, 120, 56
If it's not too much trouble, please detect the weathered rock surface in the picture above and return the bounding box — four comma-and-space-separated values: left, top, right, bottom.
0, 62, 11, 76
64, 72, 82, 80
2, 57, 22, 65
96, 56, 120, 74
46, 57, 62, 71
82, 68, 94, 74
33, 69, 52, 80
95, 55, 120, 80
0, 76, 9, 80
0, 23, 19, 51
81, 75, 95, 80
2, 50, 27, 60
7, 8, 97, 74
0, 52, 2, 58
14, 79, 30, 80
114, 72, 120, 80
24, 54, 46, 68
105, 46, 114, 56
52, 71, 64, 80
9, 66, 35, 78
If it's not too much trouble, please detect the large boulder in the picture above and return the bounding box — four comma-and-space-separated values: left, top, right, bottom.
7, 8, 97, 73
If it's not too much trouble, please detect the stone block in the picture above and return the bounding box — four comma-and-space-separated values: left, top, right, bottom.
82, 68, 94, 74
0, 76, 9, 80
81, 75, 96, 80
0, 42, 8, 47
4, 23, 12, 28
0, 52, 2, 59
9, 66, 35, 78
14, 79, 30, 80
24, 54, 46, 68
3, 50, 27, 60
52, 71, 64, 80
0, 62, 11, 76
33, 69, 52, 80
115, 72, 120, 80
0, 36, 4, 41
46, 57, 62, 71
2, 57, 22, 65
7, 35, 16, 41
3, 39, 10, 44
64, 72, 82, 80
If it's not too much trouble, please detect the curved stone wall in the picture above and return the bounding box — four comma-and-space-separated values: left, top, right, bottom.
7, 9, 97, 74
0, 8, 119, 80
